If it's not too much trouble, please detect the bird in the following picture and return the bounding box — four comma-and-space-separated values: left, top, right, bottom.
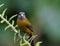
17, 12, 33, 38
17, 12, 34, 46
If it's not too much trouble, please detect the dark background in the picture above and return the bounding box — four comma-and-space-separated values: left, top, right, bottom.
0, 0, 60, 46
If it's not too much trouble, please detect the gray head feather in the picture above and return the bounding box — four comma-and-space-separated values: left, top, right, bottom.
18, 12, 26, 20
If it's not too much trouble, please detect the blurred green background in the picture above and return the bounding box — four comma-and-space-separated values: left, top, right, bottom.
0, 0, 60, 46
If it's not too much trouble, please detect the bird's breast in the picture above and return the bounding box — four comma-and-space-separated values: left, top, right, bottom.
17, 19, 24, 27
17, 18, 33, 35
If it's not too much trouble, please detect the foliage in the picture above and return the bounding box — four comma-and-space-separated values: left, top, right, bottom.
0, 4, 42, 46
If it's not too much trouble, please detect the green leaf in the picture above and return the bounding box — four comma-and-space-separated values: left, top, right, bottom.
9, 14, 17, 21
4, 25, 10, 31
35, 42, 42, 46
0, 20, 5, 23
14, 33, 16, 43
23, 34, 26, 39
20, 39, 23, 46
2, 8, 7, 16
15, 25, 18, 28
12, 20, 15, 25
28, 35, 37, 43
0, 4, 4, 7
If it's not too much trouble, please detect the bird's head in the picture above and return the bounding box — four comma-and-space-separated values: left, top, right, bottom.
18, 12, 26, 20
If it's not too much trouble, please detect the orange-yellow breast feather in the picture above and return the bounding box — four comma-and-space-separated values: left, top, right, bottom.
17, 18, 33, 35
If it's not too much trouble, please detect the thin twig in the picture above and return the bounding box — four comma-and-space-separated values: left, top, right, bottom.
23, 37, 31, 46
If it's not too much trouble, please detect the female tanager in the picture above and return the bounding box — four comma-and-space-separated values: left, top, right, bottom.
17, 12, 33, 37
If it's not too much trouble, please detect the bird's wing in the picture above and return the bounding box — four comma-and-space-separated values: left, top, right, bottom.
25, 23, 33, 32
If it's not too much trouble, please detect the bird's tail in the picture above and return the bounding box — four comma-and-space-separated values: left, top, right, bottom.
29, 34, 34, 46
31, 40, 34, 46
